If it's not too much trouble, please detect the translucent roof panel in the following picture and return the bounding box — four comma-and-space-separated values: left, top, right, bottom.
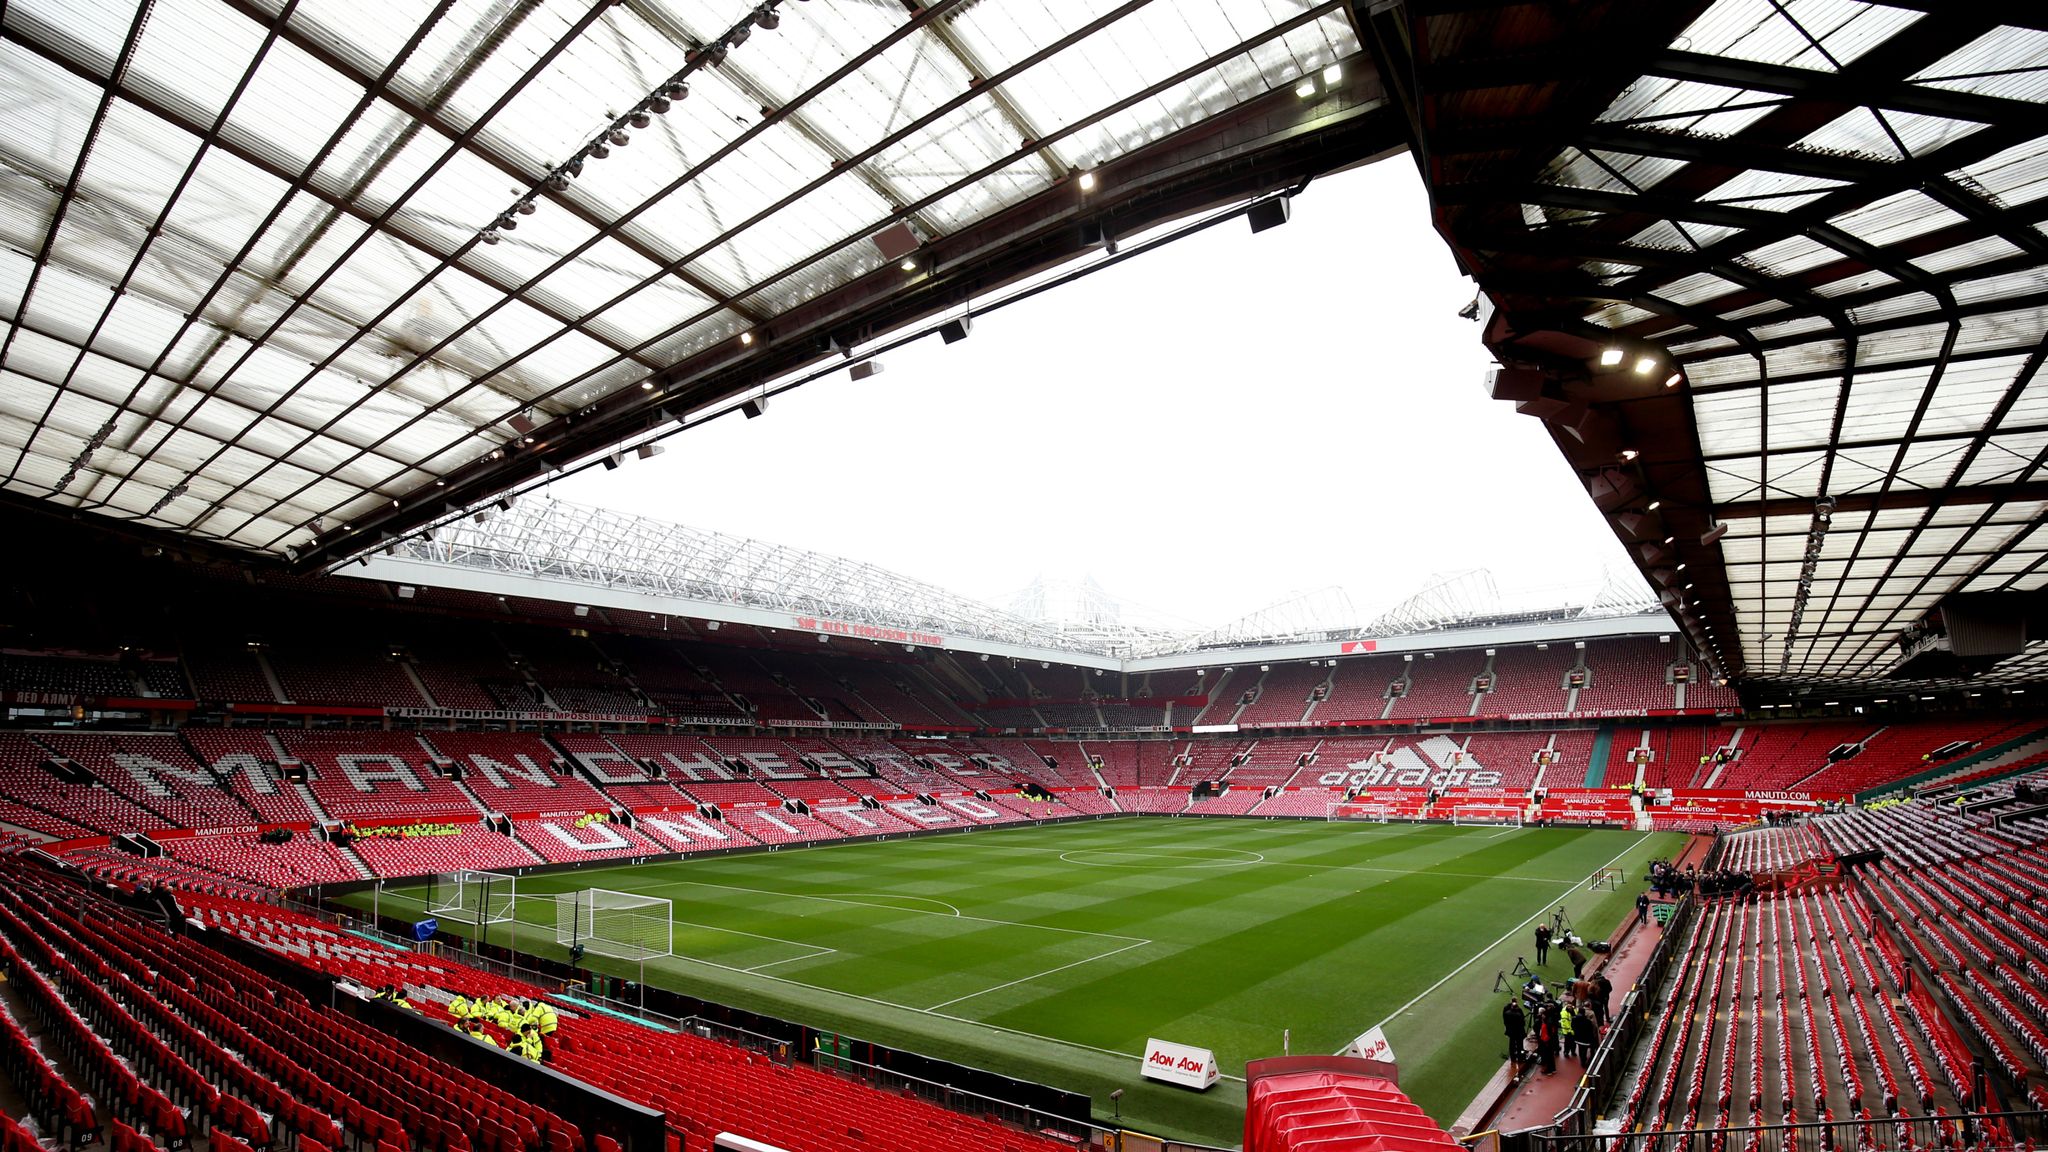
0, 0, 1352, 554
1420, 0, 2048, 687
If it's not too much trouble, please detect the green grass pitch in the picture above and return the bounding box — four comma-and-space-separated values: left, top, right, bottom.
364, 818, 1680, 1145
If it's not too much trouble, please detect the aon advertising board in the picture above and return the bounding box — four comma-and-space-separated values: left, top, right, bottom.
1141, 1037, 1220, 1090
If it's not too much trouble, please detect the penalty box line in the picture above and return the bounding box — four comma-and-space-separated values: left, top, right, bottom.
655, 877, 1149, 945
647, 937, 1224, 1079
923, 937, 1153, 1012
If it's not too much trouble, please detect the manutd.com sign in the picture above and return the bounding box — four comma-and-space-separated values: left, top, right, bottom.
1141, 1037, 1220, 1090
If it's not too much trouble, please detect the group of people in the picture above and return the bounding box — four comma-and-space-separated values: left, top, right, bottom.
1646, 859, 1755, 899
1502, 969, 1609, 1075
1531, 921, 1591, 975
447, 991, 558, 1062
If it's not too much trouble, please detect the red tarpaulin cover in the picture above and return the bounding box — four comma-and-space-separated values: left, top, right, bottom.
1245, 1057, 1462, 1152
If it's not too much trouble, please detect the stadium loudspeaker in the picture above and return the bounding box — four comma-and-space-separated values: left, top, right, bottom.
1586, 469, 1640, 512
849, 360, 884, 381
1612, 512, 1646, 539
939, 316, 971, 344
635, 443, 664, 460
1486, 367, 1543, 403
870, 221, 921, 261
741, 397, 769, 419
601, 453, 621, 470
1700, 521, 1731, 545
1247, 196, 1292, 233
1636, 542, 1673, 566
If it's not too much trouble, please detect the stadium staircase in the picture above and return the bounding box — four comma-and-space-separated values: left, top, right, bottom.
289, 781, 331, 825
252, 649, 290, 705
330, 840, 379, 880
399, 661, 440, 707
1697, 727, 1745, 788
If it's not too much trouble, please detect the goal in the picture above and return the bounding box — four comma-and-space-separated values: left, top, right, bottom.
1331, 803, 1392, 823
427, 870, 517, 924
554, 888, 673, 961
1449, 806, 1523, 828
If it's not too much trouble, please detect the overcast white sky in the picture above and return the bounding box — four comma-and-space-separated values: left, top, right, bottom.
552, 159, 1641, 632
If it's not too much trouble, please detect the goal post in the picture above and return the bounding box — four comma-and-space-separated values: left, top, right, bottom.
1587, 866, 1625, 892
554, 888, 673, 961
426, 870, 517, 924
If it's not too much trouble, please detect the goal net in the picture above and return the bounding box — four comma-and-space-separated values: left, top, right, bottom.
426, 870, 517, 924
1331, 803, 1392, 823
554, 888, 673, 961
1449, 806, 1523, 828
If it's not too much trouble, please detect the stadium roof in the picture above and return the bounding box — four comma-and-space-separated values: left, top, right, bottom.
1368, 0, 2048, 689
360, 494, 1670, 664
0, 0, 1389, 561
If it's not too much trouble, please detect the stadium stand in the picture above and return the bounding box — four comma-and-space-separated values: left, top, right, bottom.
1574, 637, 1680, 715
180, 644, 279, 704
1315, 655, 1401, 723
38, 731, 254, 831
183, 729, 317, 824
267, 641, 427, 707
280, 731, 475, 822
1713, 723, 1879, 792
0, 732, 172, 836
1234, 664, 1328, 726
351, 824, 542, 877
0, 650, 148, 698
1478, 645, 1577, 717
426, 731, 613, 813
1385, 651, 1485, 720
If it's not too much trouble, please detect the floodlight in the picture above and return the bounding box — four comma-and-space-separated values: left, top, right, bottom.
1295, 77, 1316, 98
1646, 500, 1661, 511
1599, 348, 1624, 367
1665, 372, 1682, 388
397, 586, 416, 599
1077, 170, 1097, 191
1322, 63, 1341, 85
573, 605, 589, 617
900, 258, 918, 272
740, 331, 755, 345
1634, 356, 1657, 376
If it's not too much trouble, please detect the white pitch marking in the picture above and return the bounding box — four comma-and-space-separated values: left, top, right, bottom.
925, 938, 1153, 1011
819, 892, 962, 916
660, 878, 1146, 944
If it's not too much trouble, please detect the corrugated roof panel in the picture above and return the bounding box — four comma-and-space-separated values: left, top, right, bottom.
1911, 27, 2048, 102
1828, 189, 1966, 247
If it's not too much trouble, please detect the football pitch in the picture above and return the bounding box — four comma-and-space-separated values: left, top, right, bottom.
365, 818, 1680, 1145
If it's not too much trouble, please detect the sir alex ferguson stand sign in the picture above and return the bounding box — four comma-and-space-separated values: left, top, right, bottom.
1141, 1037, 1220, 1090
